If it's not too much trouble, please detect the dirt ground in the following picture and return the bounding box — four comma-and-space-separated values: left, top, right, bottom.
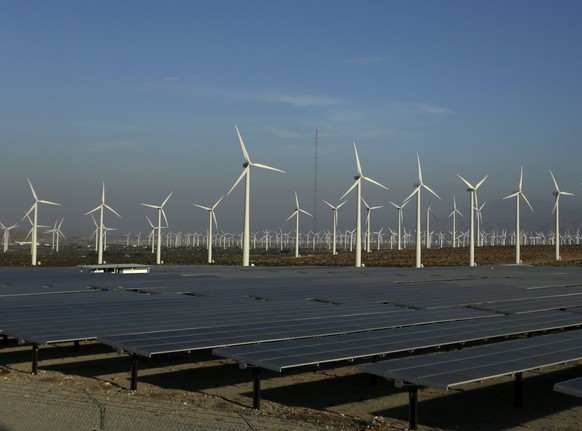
2, 245, 582, 430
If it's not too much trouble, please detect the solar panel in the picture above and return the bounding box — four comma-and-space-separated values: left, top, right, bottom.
213, 310, 582, 371
554, 377, 582, 397
361, 328, 582, 390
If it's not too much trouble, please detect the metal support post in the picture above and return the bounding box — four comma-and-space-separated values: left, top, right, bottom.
253, 368, 261, 409
408, 385, 418, 431
31, 344, 39, 375
73, 340, 80, 352
130, 354, 138, 391
514, 372, 523, 408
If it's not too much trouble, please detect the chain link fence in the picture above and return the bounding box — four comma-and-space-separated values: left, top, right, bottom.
0, 379, 329, 431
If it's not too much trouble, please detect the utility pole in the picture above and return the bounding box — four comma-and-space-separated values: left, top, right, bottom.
313, 130, 318, 233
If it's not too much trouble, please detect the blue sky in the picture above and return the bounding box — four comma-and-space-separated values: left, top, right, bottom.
1, 1, 582, 237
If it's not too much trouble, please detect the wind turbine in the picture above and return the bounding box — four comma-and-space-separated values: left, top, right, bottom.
141, 192, 173, 265
404, 154, 440, 268
286, 192, 313, 258
323, 200, 346, 255
0, 222, 19, 253
85, 183, 120, 265
550, 170, 574, 261
448, 196, 463, 248
46, 218, 65, 252
503, 167, 533, 264
362, 198, 383, 253
227, 126, 285, 267
389, 199, 409, 251
425, 201, 436, 249
194, 195, 224, 264
457, 174, 488, 266
23, 179, 60, 266
340, 142, 388, 267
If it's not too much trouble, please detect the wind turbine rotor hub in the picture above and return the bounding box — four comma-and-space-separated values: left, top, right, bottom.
243, 162, 250, 168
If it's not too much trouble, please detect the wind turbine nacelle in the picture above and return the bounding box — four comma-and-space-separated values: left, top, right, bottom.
354, 175, 360, 180
243, 162, 250, 168
413, 183, 420, 188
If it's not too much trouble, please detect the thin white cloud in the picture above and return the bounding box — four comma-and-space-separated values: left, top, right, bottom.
390, 102, 454, 117
251, 90, 341, 107
342, 57, 385, 65
162, 76, 181, 81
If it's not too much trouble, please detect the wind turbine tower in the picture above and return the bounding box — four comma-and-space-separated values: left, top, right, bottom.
227, 126, 285, 267
23, 179, 60, 266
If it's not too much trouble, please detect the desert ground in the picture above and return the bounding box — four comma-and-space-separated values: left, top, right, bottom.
1, 245, 582, 430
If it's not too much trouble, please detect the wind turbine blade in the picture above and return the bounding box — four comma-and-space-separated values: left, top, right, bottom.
90, 214, 98, 228
416, 153, 423, 183
84, 205, 101, 216
361, 197, 370, 209
404, 186, 420, 204
353, 142, 363, 176
388, 201, 400, 209
423, 184, 441, 200
227, 167, 248, 196
503, 191, 519, 200
101, 182, 106, 203
370, 205, 384, 210
322, 200, 334, 209
340, 178, 360, 200
235, 125, 251, 163
336, 200, 347, 209
285, 210, 298, 222
549, 170, 560, 192
552, 194, 559, 214
300, 209, 313, 217
561, 191, 575, 196
194, 204, 212, 211
161, 208, 169, 228
519, 166, 524, 191
104, 204, 121, 218
22, 204, 35, 220
212, 195, 225, 209
295, 191, 299, 209
475, 175, 488, 190
27, 178, 39, 201
161, 191, 173, 207
457, 174, 474, 190
212, 211, 218, 228
38, 199, 60, 206
252, 162, 286, 173
521, 192, 534, 211
363, 176, 389, 191
146, 216, 154, 228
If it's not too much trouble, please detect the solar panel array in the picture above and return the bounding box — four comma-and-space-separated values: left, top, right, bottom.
554, 377, 582, 398
214, 310, 582, 371
2, 264, 582, 394
361, 329, 582, 390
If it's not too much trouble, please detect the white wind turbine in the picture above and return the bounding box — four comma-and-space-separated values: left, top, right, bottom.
227, 125, 285, 267
141, 192, 173, 265
457, 174, 488, 266
322, 200, 347, 255
46, 218, 65, 252
425, 201, 436, 249
286, 192, 313, 258
448, 195, 463, 248
404, 154, 440, 268
23, 179, 60, 266
388, 199, 409, 251
85, 183, 120, 265
503, 166, 533, 264
0, 222, 19, 253
362, 198, 383, 253
340, 143, 388, 267
550, 170, 574, 261
194, 195, 224, 264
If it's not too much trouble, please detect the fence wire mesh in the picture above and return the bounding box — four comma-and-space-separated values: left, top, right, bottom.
0, 378, 327, 431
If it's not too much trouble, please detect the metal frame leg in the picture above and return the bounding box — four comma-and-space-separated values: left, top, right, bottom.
409, 386, 418, 431
73, 340, 80, 352
31, 344, 39, 375
130, 354, 138, 391
253, 368, 261, 409
514, 372, 523, 408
